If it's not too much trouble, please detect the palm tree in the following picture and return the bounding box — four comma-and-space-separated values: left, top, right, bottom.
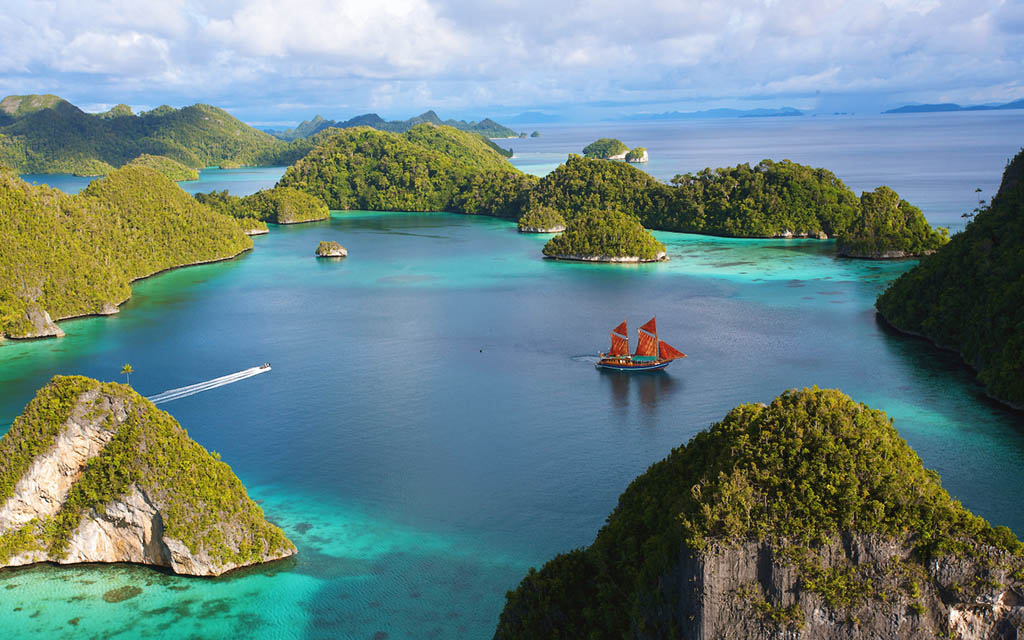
121, 363, 134, 385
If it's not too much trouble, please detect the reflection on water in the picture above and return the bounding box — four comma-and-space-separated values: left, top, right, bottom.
601, 369, 681, 410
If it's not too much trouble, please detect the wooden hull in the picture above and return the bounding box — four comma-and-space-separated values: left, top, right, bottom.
595, 358, 672, 372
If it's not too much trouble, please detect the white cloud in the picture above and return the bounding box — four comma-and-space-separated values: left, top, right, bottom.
0, 0, 1019, 117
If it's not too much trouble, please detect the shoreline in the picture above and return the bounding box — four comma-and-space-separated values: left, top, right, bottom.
874, 311, 1023, 412
544, 251, 668, 263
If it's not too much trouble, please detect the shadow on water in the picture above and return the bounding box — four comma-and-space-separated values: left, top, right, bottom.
600, 369, 682, 410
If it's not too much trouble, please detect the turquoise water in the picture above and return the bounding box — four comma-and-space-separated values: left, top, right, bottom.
3, 114, 1024, 638
19, 166, 287, 197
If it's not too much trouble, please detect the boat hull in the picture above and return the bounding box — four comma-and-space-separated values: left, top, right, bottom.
595, 359, 671, 372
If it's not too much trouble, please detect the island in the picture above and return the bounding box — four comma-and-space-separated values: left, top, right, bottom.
495, 387, 1024, 639
542, 210, 667, 262
194, 186, 330, 225
836, 186, 949, 258
582, 138, 629, 160
0, 164, 252, 340
0, 94, 307, 175
125, 154, 200, 181
0, 375, 296, 576
530, 131, 541, 138
517, 205, 566, 233
876, 147, 1024, 409
625, 146, 648, 163
315, 241, 347, 257
269, 110, 518, 141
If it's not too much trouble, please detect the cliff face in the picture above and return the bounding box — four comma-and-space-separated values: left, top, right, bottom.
495, 388, 1024, 639
0, 376, 295, 576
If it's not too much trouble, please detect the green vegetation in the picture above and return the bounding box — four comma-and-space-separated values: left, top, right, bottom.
194, 186, 329, 225
125, 154, 199, 181
315, 241, 346, 257
0, 164, 251, 338
530, 131, 541, 138
625, 146, 647, 162
517, 205, 565, 232
876, 148, 1024, 407
542, 210, 665, 260
277, 124, 536, 217
0, 376, 294, 568
837, 186, 949, 257
0, 94, 303, 175
271, 110, 517, 141
582, 137, 629, 159
495, 388, 1023, 638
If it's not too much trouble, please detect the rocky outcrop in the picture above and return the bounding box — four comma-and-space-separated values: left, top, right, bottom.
243, 227, 269, 236
626, 149, 649, 163
775, 229, 829, 240
495, 388, 1024, 639
315, 240, 348, 257
8, 307, 65, 339
545, 250, 667, 263
0, 376, 295, 576
518, 224, 566, 233
837, 245, 936, 259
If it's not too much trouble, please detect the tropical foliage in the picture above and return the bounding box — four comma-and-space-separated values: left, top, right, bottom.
876, 148, 1024, 406
625, 146, 647, 162
0, 164, 251, 338
125, 154, 199, 181
0, 95, 302, 175
517, 205, 565, 231
277, 124, 536, 216
0, 376, 294, 566
542, 209, 665, 260
271, 110, 517, 141
194, 186, 329, 224
495, 388, 1023, 639
837, 186, 949, 257
582, 137, 629, 159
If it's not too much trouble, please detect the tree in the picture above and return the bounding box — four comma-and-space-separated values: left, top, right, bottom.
121, 363, 134, 385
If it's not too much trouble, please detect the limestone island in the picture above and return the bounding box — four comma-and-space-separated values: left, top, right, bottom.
582, 138, 630, 160
876, 147, 1024, 409
542, 210, 667, 262
495, 387, 1024, 639
625, 146, 648, 163
517, 205, 566, 233
0, 376, 295, 576
315, 241, 348, 257
836, 186, 949, 258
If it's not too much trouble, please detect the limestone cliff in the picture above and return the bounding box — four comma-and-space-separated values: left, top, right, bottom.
0, 376, 295, 576
495, 388, 1024, 639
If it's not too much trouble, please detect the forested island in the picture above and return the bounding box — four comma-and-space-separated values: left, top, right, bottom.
125, 154, 200, 181
876, 147, 1024, 408
194, 186, 330, 225
542, 210, 666, 262
517, 205, 565, 232
495, 387, 1024, 639
582, 138, 629, 160
271, 110, 517, 141
0, 94, 307, 175
277, 125, 949, 261
0, 164, 252, 339
0, 375, 295, 575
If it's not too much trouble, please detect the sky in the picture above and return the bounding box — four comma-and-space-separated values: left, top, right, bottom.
1, 0, 1023, 124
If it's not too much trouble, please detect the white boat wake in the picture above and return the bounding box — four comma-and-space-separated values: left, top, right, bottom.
146, 365, 271, 405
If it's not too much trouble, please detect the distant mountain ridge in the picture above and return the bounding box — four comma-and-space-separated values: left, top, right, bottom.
0, 94, 304, 175
622, 106, 803, 120
271, 110, 518, 140
884, 98, 1024, 114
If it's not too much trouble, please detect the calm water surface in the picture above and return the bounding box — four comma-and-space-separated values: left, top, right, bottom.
3, 114, 1023, 638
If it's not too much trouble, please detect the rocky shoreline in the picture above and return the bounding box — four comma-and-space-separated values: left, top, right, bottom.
545, 250, 668, 263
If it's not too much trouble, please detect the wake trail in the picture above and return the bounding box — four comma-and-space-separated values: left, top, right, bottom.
146, 365, 270, 405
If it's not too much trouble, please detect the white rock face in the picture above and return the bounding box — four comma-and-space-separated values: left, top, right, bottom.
0, 385, 295, 576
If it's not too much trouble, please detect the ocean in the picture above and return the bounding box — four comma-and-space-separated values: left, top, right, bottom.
4, 111, 1024, 638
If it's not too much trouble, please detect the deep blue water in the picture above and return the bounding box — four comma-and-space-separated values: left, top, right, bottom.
3, 113, 1023, 638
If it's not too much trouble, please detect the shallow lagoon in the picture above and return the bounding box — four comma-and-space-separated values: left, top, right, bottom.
4, 113, 1024, 638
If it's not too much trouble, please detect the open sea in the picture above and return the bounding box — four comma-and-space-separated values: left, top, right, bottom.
5, 112, 1024, 638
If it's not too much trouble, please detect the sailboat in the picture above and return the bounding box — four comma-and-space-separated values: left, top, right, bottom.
595, 317, 686, 371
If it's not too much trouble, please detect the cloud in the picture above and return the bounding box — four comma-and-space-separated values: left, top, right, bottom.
0, 0, 1020, 119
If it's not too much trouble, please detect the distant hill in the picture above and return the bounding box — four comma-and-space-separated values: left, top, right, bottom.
271, 110, 518, 141
503, 111, 564, 124
623, 107, 803, 120
0, 94, 304, 175
885, 98, 1024, 114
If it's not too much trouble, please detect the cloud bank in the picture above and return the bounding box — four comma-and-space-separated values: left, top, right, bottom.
1, 0, 1021, 121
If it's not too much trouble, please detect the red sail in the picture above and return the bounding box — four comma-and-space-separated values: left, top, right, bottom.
639, 317, 657, 335
612, 321, 628, 337
658, 340, 686, 361
634, 330, 657, 356
609, 333, 629, 356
